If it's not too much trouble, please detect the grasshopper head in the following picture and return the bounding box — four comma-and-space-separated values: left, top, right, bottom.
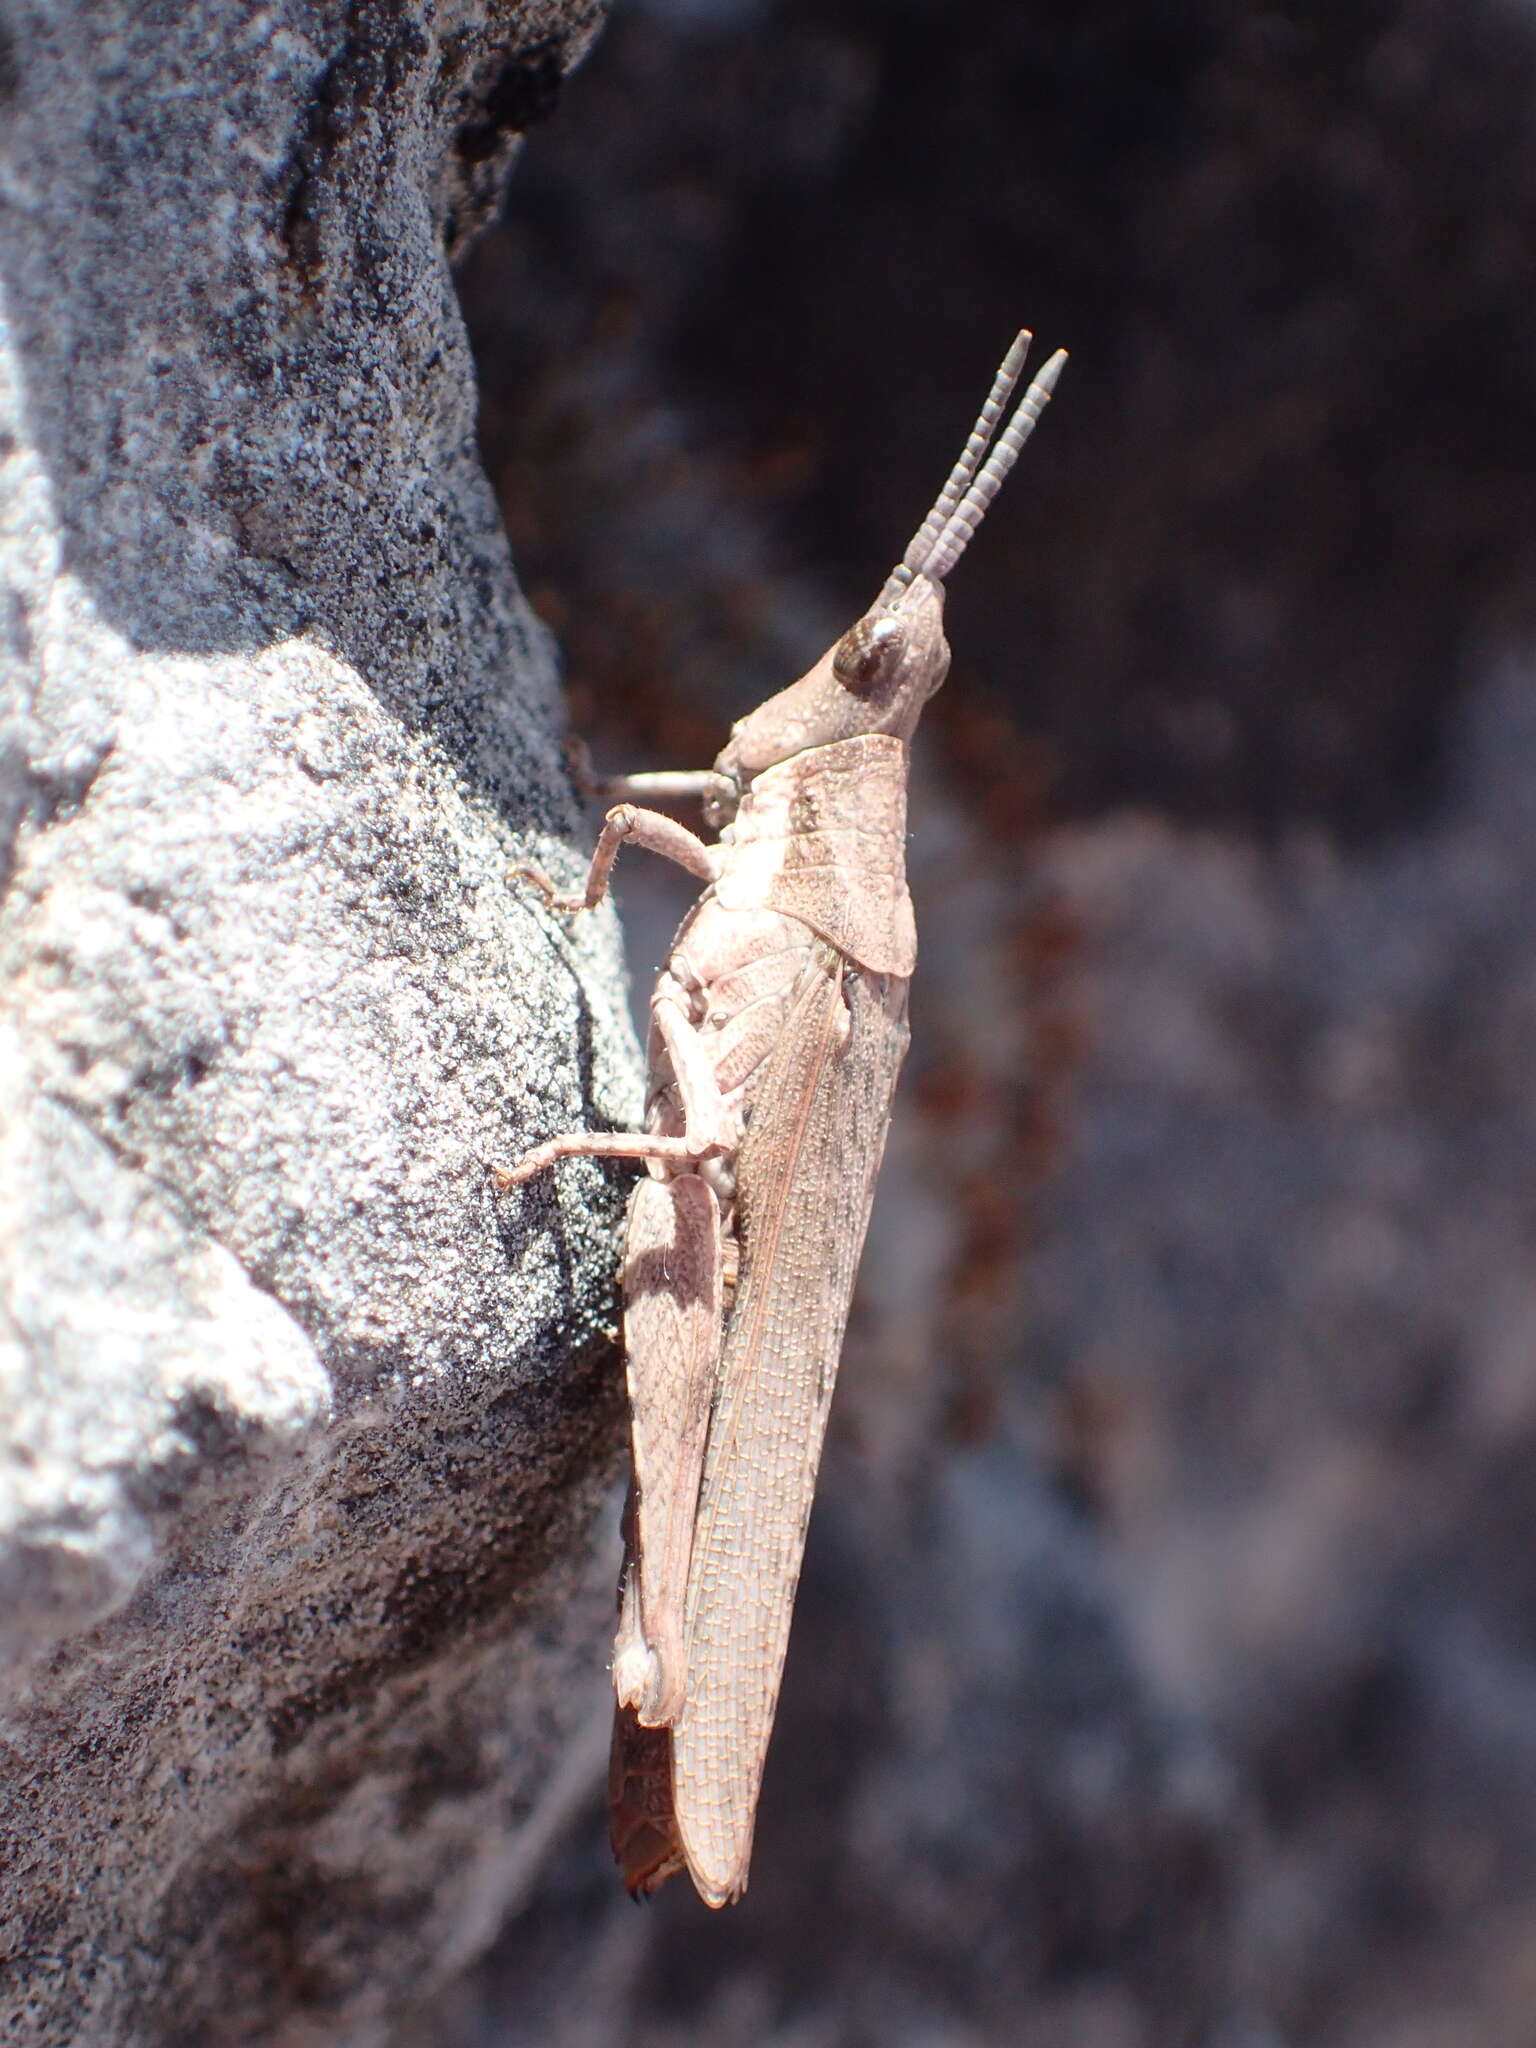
714, 334, 1064, 791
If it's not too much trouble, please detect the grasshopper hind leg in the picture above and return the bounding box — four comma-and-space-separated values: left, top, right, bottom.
607, 1169, 726, 1898
609, 1514, 688, 1895
616, 1173, 724, 1727
609, 1703, 686, 1899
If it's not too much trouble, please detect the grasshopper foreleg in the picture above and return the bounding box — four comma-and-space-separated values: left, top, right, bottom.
515, 804, 717, 915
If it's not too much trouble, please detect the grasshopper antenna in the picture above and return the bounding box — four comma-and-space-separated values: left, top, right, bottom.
923, 346, 1067, 582
881, 330, 1032, 608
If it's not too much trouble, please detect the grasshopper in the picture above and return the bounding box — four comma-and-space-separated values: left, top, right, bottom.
497, 332, 1065, 1907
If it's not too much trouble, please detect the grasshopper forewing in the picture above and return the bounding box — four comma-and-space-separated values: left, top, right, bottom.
495, 331, 1065, 1906
673, 947, 910, 1900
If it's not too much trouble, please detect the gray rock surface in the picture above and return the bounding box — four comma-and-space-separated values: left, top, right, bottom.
0, 3, 636, 2042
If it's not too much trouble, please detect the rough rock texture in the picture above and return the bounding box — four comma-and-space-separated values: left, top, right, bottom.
0, 3, 637, 2043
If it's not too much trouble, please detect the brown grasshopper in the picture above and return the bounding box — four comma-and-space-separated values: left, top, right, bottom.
496, 332, 1065, 1906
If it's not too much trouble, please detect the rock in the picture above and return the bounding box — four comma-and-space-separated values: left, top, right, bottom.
0, 3, 636, 2042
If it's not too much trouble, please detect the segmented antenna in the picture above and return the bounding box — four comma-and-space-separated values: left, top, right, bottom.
881, 336, 1066, 605
882, 331, 1032, 605
925, 347, 1066, 581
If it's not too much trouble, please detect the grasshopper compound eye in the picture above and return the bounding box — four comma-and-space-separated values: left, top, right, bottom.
832, 614, 906, 696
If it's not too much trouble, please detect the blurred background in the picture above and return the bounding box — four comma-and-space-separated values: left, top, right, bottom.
446, 2, 1536, 2040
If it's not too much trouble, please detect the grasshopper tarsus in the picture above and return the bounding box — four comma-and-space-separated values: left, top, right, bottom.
507, 862, 582, 915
